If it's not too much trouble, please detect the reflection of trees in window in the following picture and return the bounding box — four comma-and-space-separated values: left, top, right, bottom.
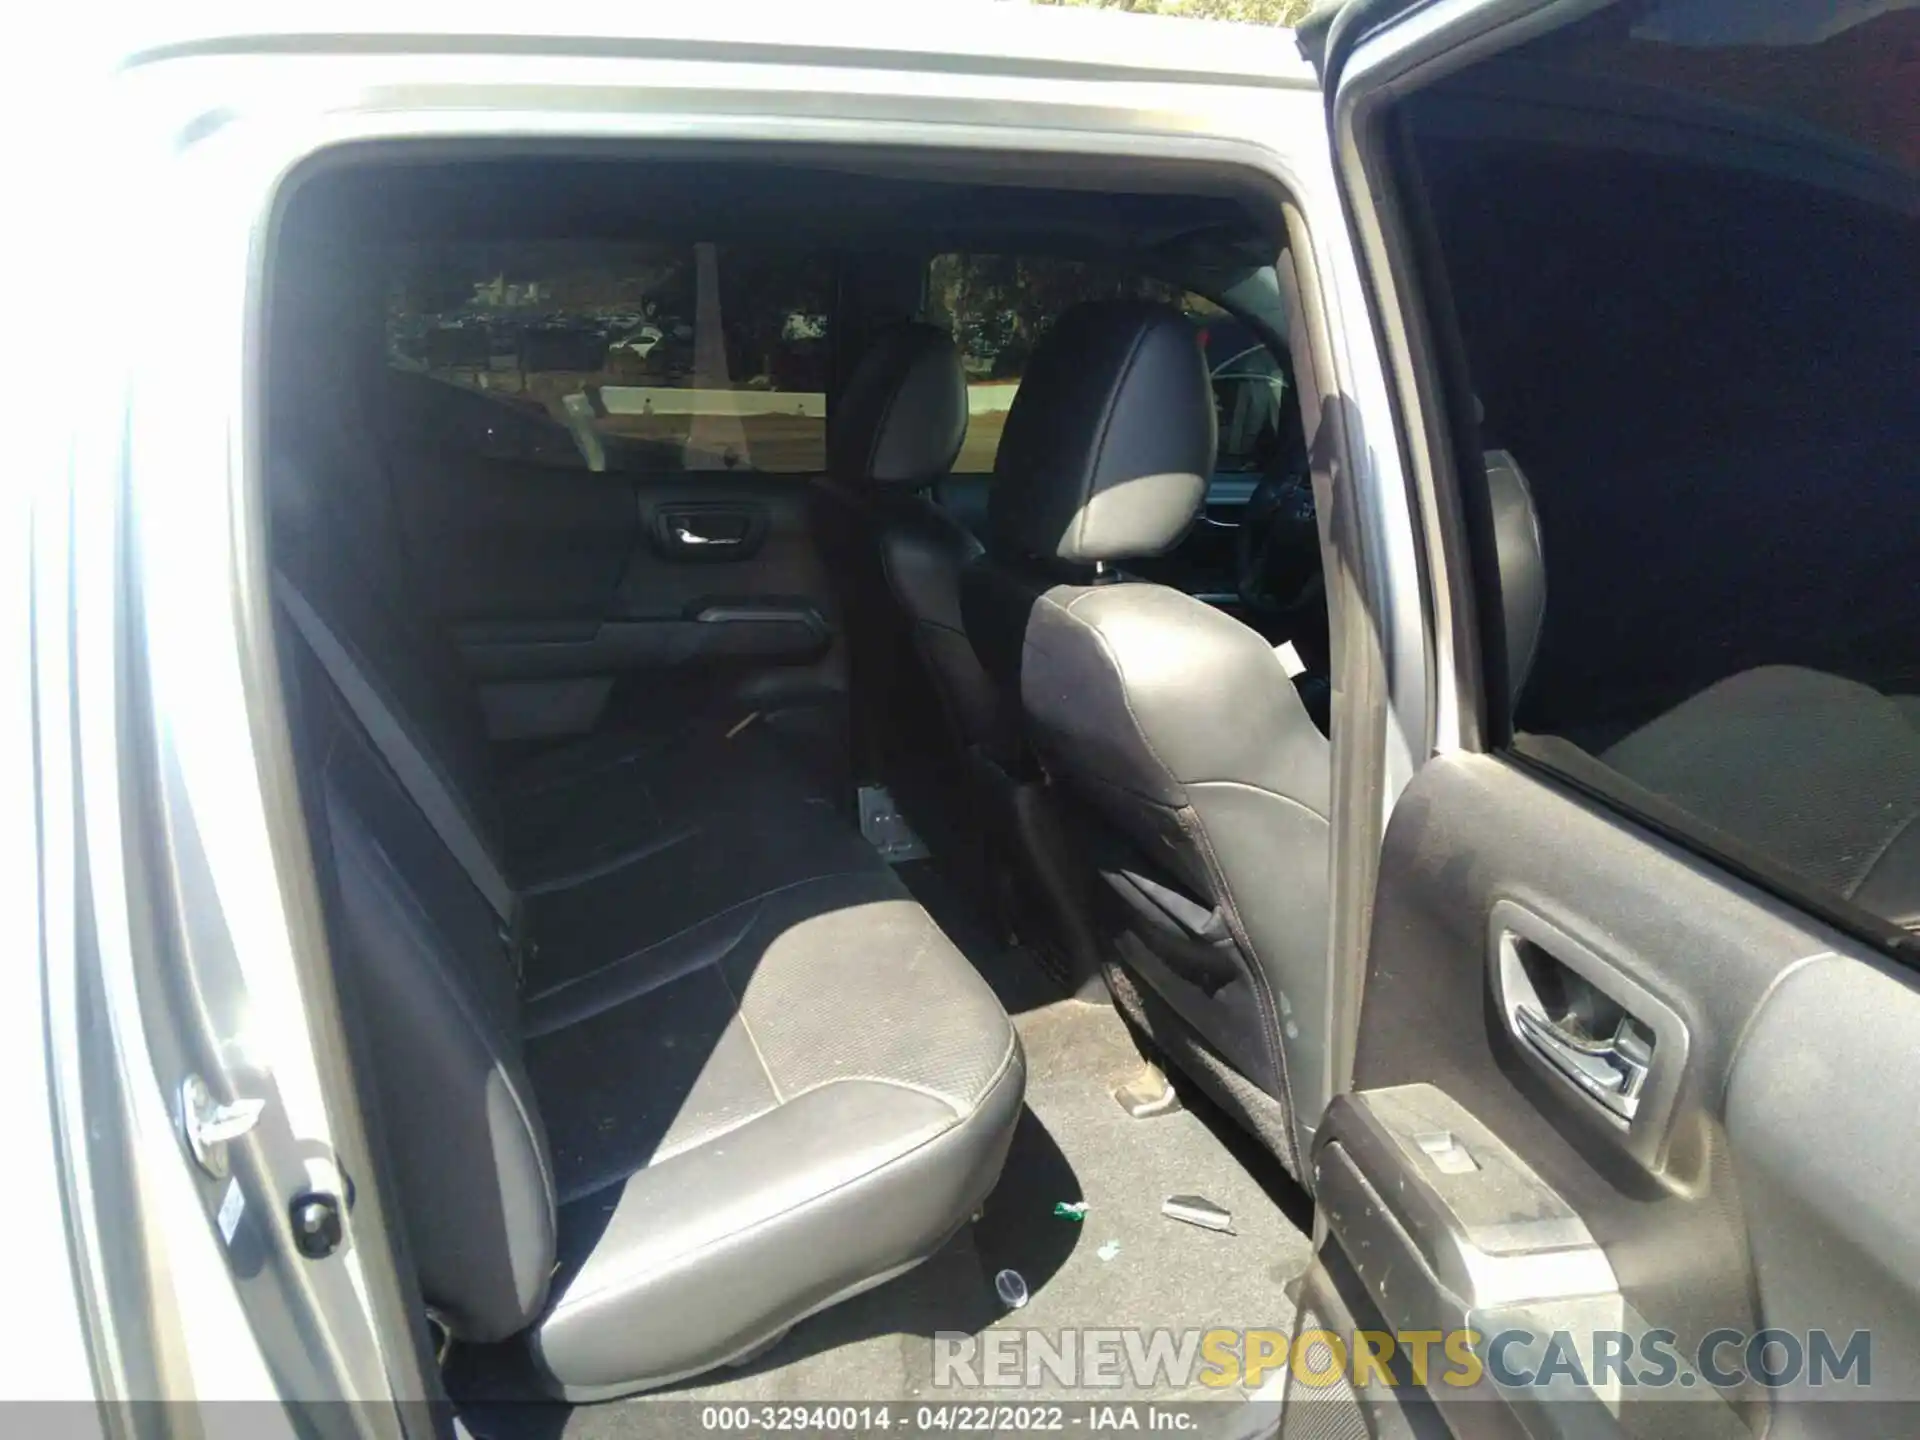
926, 254, 1180, 379
387, 243, 690, 319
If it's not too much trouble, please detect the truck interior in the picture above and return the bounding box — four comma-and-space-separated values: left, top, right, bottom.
260, 25, 1920, 1416
264, 151, 1334, 1421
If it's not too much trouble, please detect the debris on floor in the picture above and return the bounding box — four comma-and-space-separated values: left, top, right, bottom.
1052, 1200, 1089, 1221
994, 1268, 1030, 1309
1112, 1060, 1184, 1118
1096, 1239, 1122, 1262
1162, 1193, 1236, 1235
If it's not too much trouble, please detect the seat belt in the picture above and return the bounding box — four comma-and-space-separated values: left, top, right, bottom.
273, 572, 516, 923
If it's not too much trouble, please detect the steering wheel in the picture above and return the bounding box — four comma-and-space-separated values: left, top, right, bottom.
1235, 459, 1321, 618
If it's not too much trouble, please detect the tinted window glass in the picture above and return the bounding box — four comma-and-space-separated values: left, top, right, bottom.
1405, 3, 1920, 932
384, 243, 834, 473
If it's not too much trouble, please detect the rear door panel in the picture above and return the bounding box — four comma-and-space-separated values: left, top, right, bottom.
370, 236, 845, 743
390, 446, 638, 624
1722, 957, 1920, 1430
1293, 1, 1920, 1432
383, 424, 843, 741
1308, 752, 1920, 1433
1352, 753, 1778, 1425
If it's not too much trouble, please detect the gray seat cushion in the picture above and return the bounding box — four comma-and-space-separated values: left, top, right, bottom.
517, 775, 880, 995
524, 871, 1024, 1399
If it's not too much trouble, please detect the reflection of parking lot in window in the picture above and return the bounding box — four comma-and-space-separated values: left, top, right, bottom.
386, 241, 832, 472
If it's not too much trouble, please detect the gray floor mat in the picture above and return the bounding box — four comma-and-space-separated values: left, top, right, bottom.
448, 888, 1314, 1433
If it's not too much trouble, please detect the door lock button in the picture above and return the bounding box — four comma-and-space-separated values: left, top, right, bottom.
1414, 1129, 1481, 1175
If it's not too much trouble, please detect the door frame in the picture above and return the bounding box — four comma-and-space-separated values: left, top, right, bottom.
1311, 0, 1620, 1109
92, 21, 1422, 1409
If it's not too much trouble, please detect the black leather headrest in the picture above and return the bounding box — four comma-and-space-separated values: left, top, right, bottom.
827, 323, 967, 488
1486, 449, 1546, 708
988, 300, 1216, 565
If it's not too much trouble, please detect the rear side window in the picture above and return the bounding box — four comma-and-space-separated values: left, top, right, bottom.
926, 255, 1274, 473
1403, 5, 1920, 940
383, 243, 834, 474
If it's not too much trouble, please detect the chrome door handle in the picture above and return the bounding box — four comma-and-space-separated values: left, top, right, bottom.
1491, 901, 1689, 1165
1513, 1007, 1651, 1121
674, 526, 742, 547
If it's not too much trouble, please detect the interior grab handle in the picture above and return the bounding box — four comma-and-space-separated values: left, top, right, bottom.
1512, 1006, 1651, 1122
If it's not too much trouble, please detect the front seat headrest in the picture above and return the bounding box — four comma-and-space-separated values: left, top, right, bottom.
988, 299, 1217, 565
1485, 448, 1546, 709
827, 323, 968, 488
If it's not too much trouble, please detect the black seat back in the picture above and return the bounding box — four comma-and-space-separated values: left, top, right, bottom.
812, 324, 1011, 818
288, 632, 558, 1341
962, 299, 1333, 1176
268, 252, 557, 1339
274, 478, 559, 1340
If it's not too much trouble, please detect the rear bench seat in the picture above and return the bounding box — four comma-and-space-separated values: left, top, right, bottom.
272, 474, 1024, 1400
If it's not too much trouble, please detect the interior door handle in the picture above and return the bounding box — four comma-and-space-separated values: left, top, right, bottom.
653, 506, 765, 560
1490, 900, 1688, 1165
1512, 1005, 1651, 1121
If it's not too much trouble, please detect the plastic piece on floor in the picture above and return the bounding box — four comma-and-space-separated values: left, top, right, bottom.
1162, 1194, 1236, 1235
994, 1268, 1031, 1309
1113, 1061, 1183, 1119
1096, 1239, 1122, 1262
1053, 1201, 1089, 1221
857, 785, 931, 864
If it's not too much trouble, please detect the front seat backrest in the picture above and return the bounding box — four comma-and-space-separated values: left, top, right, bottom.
962, 299, 1333, 1177
986, 301, 1214, 566
815, 324, 1016, 784
827, 322, 968, 489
